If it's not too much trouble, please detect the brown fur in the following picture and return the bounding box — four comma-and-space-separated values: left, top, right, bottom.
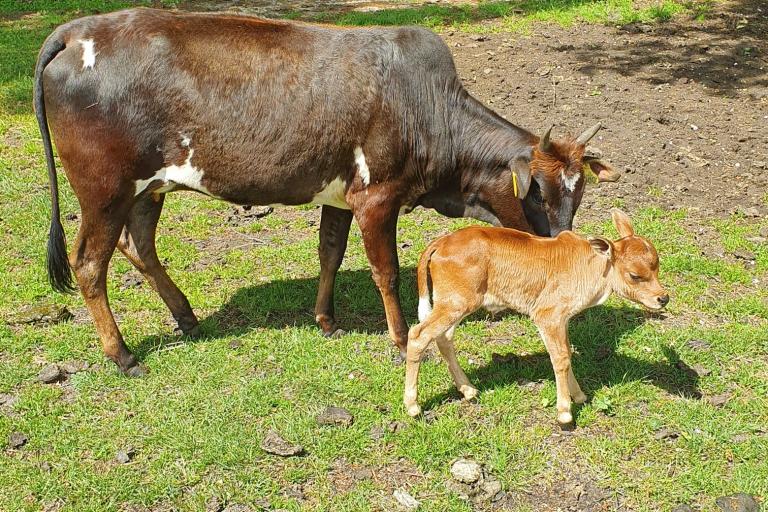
404, 209, 668, 425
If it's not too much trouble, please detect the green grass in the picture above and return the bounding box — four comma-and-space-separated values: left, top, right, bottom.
1, 1, 765, 511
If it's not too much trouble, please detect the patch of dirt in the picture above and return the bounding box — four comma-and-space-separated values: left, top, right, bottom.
442, 0, 767, 227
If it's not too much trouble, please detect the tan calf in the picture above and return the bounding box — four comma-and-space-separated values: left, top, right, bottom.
404, 209, 668, 426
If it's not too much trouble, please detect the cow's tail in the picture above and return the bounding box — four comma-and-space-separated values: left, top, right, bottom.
34, 35, 74, 293
416, 239, 439, 324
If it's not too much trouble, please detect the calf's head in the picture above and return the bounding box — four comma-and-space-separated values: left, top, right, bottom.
589, 209, 669, 311
521, 123, 620, 236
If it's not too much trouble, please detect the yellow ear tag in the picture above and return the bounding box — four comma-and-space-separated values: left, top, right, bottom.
512, 172, 519, 197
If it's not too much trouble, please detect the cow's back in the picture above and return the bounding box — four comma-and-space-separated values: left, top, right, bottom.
42, 9, 459, 204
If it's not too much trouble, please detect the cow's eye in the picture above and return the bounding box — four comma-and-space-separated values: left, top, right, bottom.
629, 273, 642, 282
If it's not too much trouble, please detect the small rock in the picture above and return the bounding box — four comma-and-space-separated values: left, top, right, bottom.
672, 504, 694, 512
205, 496, 224, 512
707, 393, 731, 407
483, 68, 493, 75
732, 249, 755, 261
451, 458, 482, 484
60, 360, 89, 374
393, 488, 419, 510
691, 364, 711, 377
116, 446, 136, 464
8, 431, 28, 449
38, 364, 65, 384
316, 406, 354, 427
653, 427, 679, 441
370, 425, 385, 441
222, 505, 254, 512
715, 493, 760, 512
687, 339, 711, 351
260, 430, 304, 457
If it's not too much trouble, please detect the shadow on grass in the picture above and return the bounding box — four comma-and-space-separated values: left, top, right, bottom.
133, 269, 700, 411
419, 304, 701, 414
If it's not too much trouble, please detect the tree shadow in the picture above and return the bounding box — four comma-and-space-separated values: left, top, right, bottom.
569, 0, 767, 98
421, 305, 701, 415
132, 267, 418, 359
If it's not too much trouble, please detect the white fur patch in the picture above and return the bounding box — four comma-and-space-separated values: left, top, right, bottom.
79, 39, 97, 69
561, 170, 580, 192
418, 295, 432, 322
134, 136, 212, 197
311, 177, 349, 209
354, 146, 370, 186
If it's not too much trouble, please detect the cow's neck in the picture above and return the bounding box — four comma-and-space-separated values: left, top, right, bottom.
449, 92, 535, 182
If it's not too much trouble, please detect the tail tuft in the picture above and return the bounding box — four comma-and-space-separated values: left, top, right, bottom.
47, 218, 75, 293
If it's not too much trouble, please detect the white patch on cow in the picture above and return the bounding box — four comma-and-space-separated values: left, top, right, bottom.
561, 170, 580, 192
311, 177, 350, 210
354, 146, 370, 186
482, 293, 507, 314
180, 134, 191, 148
418, 295, 432, 322
79, 39, 97, 69
134, 136, 213, 197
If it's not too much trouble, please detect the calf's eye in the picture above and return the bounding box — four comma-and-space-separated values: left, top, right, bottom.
629, 273, 642, 282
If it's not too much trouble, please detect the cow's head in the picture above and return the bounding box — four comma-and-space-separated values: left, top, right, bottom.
518, 123, 617, 236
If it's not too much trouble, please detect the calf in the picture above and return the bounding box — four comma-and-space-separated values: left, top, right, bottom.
35, 8, 616, 374
404, 209, 668, 426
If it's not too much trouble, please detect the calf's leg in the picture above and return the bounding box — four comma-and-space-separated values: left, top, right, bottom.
404, 306, 466, 416
116, 194, 199, 335
314, 205, 353, 337
436, 332, 477, 400
536, 320, 575, 425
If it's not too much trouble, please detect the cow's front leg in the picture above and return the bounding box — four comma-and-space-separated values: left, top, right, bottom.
353, 201, 408, 359
314, 205, 353, 337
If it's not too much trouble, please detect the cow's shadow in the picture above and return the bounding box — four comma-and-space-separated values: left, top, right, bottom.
133, 268, 700, 407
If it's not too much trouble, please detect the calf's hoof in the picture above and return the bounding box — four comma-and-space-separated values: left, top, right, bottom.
175, 323, 202, 338
459, 385, 478, 401
405, 402, 422, 418
557, 411, 573, 426
572, 391, 587, 405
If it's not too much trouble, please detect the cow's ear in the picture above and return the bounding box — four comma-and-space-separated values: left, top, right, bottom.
510, 157, 532, 199
611, 208, 634, 238
588, 236, 613, 259
584, 156, 620, 183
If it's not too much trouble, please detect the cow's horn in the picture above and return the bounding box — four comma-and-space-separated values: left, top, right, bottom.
576, 122, 602, 145
539, 125, 554, 152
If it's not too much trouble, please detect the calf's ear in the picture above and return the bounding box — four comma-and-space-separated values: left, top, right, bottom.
584, 156, 620, 183
510, 157, 532, 199
611, 208, 634, 238
588, 236, 613, 259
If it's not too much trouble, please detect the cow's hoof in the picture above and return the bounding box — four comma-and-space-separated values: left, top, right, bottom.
406, 403, 422, 417
460, 385, 478, 401
122, 364, 147, 378
175, 323, 202, 338
323, 328, 346, 339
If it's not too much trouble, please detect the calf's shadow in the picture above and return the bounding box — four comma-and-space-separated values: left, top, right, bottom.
133, 268, 700, 409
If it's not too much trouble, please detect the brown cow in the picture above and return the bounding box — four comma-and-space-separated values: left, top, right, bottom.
34, 8, 616, 374
404, 209, 668, 425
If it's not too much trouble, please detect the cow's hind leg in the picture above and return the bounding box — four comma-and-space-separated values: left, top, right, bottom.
70, 202, 143, 376
116, 194, 199, 336
314, 205, 353, 337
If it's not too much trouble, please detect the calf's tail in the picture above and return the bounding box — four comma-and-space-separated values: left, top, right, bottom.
416, 240, 439, 323
34, 35, 74, 293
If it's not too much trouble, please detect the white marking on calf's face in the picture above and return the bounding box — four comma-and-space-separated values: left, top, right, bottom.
561, 170, 580, 192
312, 177, 350, 210
134, 136, 214, 197
78, 39, 97, 69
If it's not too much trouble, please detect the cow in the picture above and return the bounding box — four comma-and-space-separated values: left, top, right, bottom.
34, 8, 616, 375
404, 209, 669, 426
